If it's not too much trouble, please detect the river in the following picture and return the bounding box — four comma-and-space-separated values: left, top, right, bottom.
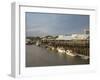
26, 45, 89, 67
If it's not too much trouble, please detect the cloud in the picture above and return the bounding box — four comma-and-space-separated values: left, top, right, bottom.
26, 12, 89, 37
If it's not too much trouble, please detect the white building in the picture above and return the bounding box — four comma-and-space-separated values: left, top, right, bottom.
56, 35, 72, 40
56, 34, 89, 40
72, 34, 89, 40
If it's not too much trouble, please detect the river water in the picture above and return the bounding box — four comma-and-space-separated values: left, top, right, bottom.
26, 45, 89, 67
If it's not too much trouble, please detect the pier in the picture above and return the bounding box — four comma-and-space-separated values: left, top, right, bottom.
41, 39, 89, 56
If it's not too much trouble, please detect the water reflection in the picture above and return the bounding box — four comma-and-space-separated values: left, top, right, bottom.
26, 45, 89, 67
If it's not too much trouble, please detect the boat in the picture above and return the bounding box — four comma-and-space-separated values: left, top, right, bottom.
57, 47, 66, 53
36, 41, 41, 46
76, 54, 89, 60
65, 50, 76, 57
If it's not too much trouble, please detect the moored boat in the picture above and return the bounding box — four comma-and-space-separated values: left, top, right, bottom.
57, 47, 66, 53
76, 54, 89, 60
65, 50, 76, 57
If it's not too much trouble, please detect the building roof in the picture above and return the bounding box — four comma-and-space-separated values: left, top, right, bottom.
56, 35, 72, 40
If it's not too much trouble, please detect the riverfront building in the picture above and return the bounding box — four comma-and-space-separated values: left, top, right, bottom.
56, 34, 89, 41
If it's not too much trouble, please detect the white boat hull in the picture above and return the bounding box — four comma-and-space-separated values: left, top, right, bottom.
65, 50, 76, 57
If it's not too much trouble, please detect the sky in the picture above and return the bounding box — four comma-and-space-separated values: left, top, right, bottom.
26, 12, 89, 37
